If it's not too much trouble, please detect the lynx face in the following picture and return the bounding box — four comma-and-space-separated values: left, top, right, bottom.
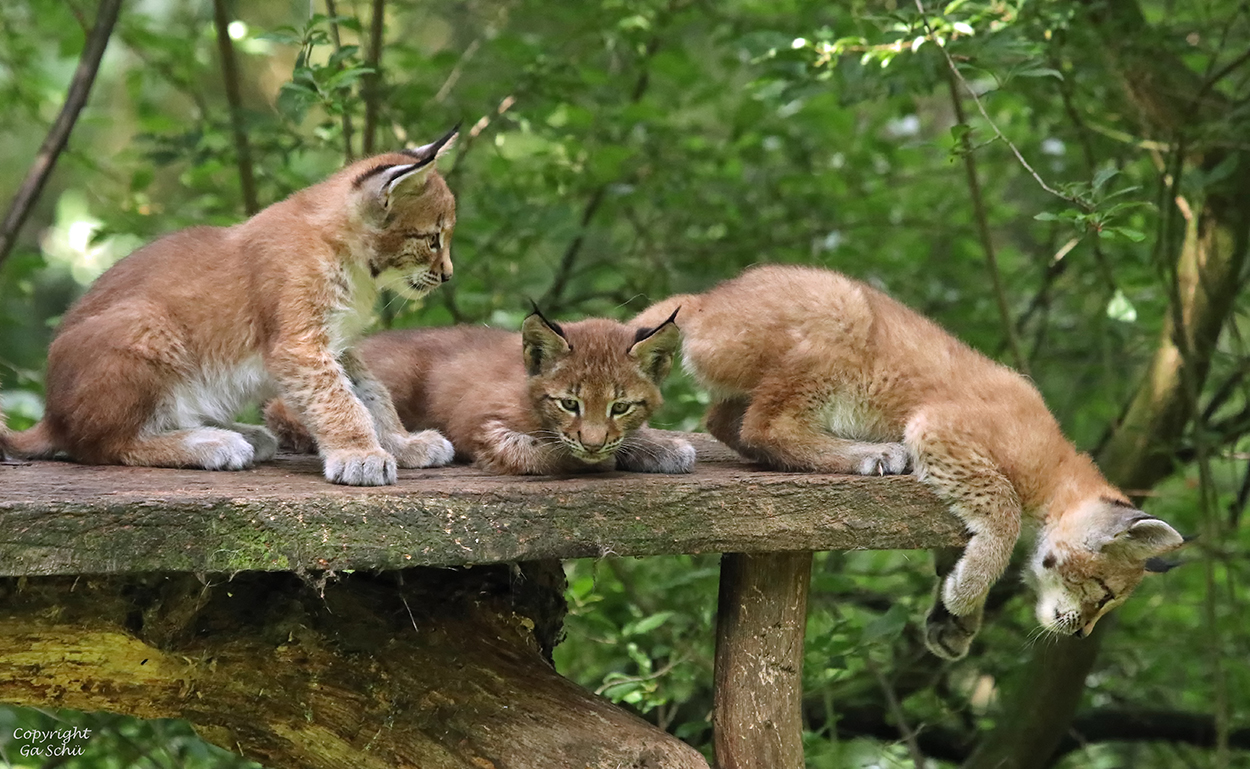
1029, 498, 1183, 637
352, 129, 458, 300
522, 313, 679, 465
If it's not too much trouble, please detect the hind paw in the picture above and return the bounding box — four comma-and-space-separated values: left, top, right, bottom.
183, 430, 255, 471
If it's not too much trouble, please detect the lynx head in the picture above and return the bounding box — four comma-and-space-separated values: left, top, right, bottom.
1029, 496, 1183, 637
520, 309, 680, 465
351, 126, 458, 299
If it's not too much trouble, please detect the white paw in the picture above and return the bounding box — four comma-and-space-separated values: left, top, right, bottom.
651, 439, 697, 474
323, 447, 398, 486
184, 430, 255, 471
856, 443, 911, 476
616, 438, 696, 474
387, 430, 455, 468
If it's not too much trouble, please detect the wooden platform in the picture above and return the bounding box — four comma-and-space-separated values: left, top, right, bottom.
0, 433, 961, 577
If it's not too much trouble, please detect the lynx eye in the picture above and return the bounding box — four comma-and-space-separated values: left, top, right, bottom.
610, 402, 634, 416
427, 233, 441, 250
557, 398, 580, 413
1094, 578, 1115, 609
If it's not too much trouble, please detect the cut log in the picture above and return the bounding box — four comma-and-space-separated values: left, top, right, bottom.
0, 565, 709, 769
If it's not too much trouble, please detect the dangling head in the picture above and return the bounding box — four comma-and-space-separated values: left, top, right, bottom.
521, 308, 680, 464
1030, 496, 1183, 637
351, 126, 459, 298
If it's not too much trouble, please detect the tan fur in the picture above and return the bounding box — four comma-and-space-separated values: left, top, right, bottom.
265, 314, 695, 475
634, 265, 1183, 659
4, 130, 464, 486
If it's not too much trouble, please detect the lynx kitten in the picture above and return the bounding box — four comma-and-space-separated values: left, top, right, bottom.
0, 129, 462, 486
633, 264, 1183, 659
265, 311, 696, 475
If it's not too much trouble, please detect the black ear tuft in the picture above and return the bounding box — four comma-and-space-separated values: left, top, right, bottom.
526, 301, 564, 338
401, 124, 461, 163
633, 306, 680, 345
1144, 557, 1179, 573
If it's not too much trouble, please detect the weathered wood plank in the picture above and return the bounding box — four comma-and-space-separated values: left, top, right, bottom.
0, 433, 963, 577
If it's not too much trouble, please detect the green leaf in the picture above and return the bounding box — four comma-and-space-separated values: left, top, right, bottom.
862, 603, 909, 644
1106, 289, 1138, 322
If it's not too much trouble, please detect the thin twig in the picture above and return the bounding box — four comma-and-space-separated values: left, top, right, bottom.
362, 0, 384, 154
539, 19, 669, 312
212, 0, 259, 215
0, 0, 122, 270
913, 0, 1087, 211
324, 0, 356, 162
943, 65, 1029, 375
866, 657, 927, 769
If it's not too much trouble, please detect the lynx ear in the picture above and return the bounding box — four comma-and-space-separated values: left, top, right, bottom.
402, 124, 459, 165
629, 308, 681, 384
521, 310, 571, 376
1093, 509, 1185, 561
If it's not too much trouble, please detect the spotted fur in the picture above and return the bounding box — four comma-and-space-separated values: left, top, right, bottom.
264, 313, 695, 476
633, 265, 1183, 659
1, 129, 461, 486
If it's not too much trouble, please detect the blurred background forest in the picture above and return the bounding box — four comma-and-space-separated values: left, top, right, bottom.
1, 0, 1248, 767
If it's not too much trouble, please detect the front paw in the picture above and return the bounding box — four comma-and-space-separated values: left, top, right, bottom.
323, 447, 397, 486
924, 602, 982, 660
856, 443, 911, 476
618, 438, 697, 474
384, 429, 455, 469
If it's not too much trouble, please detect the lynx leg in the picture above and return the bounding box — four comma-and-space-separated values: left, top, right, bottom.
615, 427, 696, 474
736, 385, 910, 474
341, 350, 454, 469
268, 346, 396, 486
116, 427, 256, 470
908, 411, 1022, 659
705, 398, 750, 455
924, 546, 983, 660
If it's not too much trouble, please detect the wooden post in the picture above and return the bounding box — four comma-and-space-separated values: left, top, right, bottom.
713, 551, 813, 769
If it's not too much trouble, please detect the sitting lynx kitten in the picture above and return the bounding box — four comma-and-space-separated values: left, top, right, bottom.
264, 311, 696, 475
633, 264, 1183, 659
0, 129, 462, 486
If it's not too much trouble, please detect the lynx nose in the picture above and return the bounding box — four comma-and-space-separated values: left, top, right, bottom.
438, 254, 453, 282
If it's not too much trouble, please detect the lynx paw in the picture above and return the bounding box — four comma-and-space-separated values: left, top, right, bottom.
924, 600, 982, 660
232, 424, 279, 462
856, 443, 911, 476
385, 430, 455, 469
618, 438, 697, 474
183, 430, 255, 471
323, 447, 398, 486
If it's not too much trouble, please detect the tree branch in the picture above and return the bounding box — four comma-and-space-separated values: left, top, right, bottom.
0, 0, 122, 271
324, 0, 356, 162
211, 0, 259, 215
942, 64, 1029, 376
362, 0, 384, 154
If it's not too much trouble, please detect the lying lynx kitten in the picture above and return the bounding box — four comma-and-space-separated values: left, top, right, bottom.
633, 264, 1182, 659
0, 129, 462, 486
265, 311, 696, 475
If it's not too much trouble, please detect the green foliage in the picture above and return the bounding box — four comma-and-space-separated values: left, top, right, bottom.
2, 0, 1249, 767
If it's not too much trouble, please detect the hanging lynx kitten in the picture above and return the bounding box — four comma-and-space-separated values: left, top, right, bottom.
633, 264, 1183, 659
264, 311, 696, 475
0, 129, 463, 486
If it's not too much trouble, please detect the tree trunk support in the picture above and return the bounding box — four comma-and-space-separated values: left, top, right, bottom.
713, 551, 812, 769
